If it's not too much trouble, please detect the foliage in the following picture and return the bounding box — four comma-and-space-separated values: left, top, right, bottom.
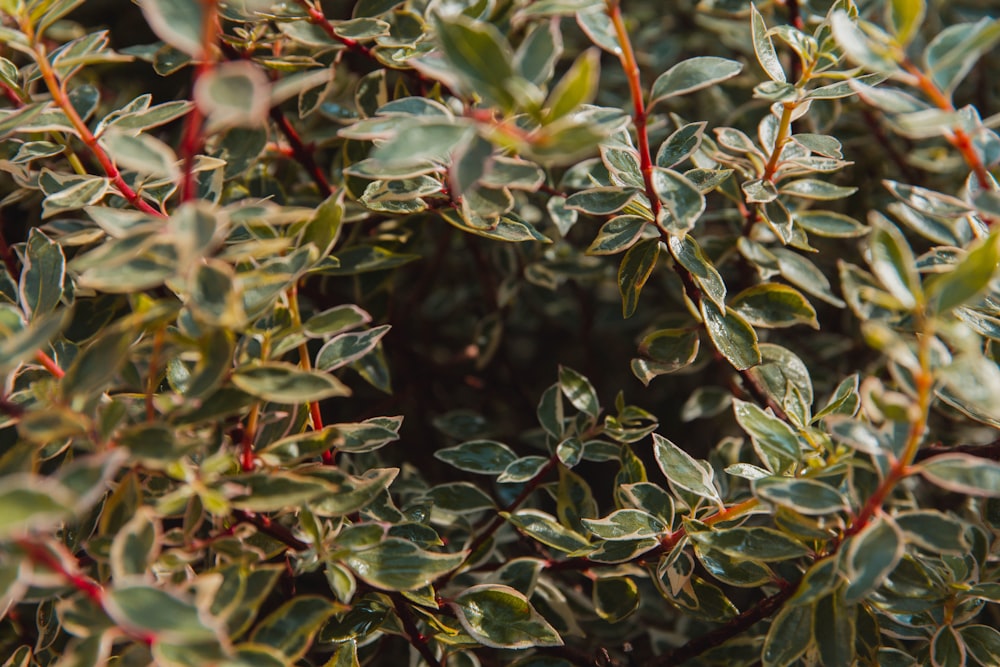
0, 0, 999, 665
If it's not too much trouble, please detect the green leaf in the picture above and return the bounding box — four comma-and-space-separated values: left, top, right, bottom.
250, 597, 336, 661
316, 325, 391, 371
689, 526, 808, 562
962, 625, 1000, 667
305, 467, 399, 517
434, 440, 518, 474
887, 0, 926, 47
925, 232, 1000, 315
582, 509, 667, 540
637, 328, 699, 370
652, 168, 705, 235
656, 121, 707, 169
515, 20, 562, 86
105, 585, 220, 641
750, 4, 785, 83
229, 472, 335, 512
587, 215, 646, 255
895, 510, 967, 554
565, 186, 638, 216
763, 603, 812, 667
110, 507, 159, 580
650, 57, 743, 104
592, 577, 639, 623
452, 584, 563, 649
232, 363, 351, 404
844, 514, 904, 602
344, 539, 466, 591
731, 283, 818, 329
754, 477, 848, 515
931, 625, 966, 667
433, 13, 515, 110
779, 179, 856, 201
868, 214, 922, 310
919, 454, 1000, 497
545, 48, 599, 121
426, 482, 495, 514
503, 509, 591, 553
700, 299, 761, 371
652, 433, 721, 505
814, 591, 856, 667
733, 399, 801, 474
101, 129, 180, 181
830, 11, 898, 72
924, 18, 1000, 95
618, 238, 660, 318
60, 326, 134, 400
669, 234, 725, 309
773, 248, 846, 307
19, 228, 65, 320
558, 365, 599, 418
304, 304, 371, 337
194, 61, 270, 131
257, 427, 341, 465
0, 475, 75, 539
795, 210, 868, 238
138, 0, 203, 57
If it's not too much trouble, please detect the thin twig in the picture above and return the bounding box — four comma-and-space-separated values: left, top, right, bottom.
391, 593, 443, 667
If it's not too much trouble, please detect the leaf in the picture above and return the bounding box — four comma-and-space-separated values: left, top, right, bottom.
618, 238, 660, 318
931, 625, 966, 667
498, 456, 550, 483
925, 232, 1000, 315
731, 283, 818, 329
257, 427, 341, 465
924, 18, 1000, 95
754, 477, 848, 515
814, 591, 856, 667
232, 362, 351, 404
919, 454, 1000, 497
581, 510, 667, 540
229, 472, 336, 512
19, 228, 66, 320
426, 482, 495, 514
344, 539, 466, 591
652, 433, 721, 505
503, 510, 591, 553
304, 304, 371, 337
0, 307, 68, 375
656, 121, 707, 169
587, 215, 646, 255
432, 13, 515, 110
565, 186, 638, 215
316, 325, 391, 371
110, 507, 159, 581
650, 57, 743, 104
558, 365, 599, 418
545, 48, 599, 121
515, 20, 562, 86
452, 585, 563, 649
305, 467, 399, 517
868, 214, 921, 310
652, 168, 706, 235
962, 625, 1000, 667
670, 234, 725, 307
795, 210, 868, 238
138, 0, 203, 57
763, 603, 812, 667
194, 61, 270, 131
250, 597, 336, 661
104, 585, 220, 641
700, 299, 761, 371
887, 0, 926, 47
637, 328, 700, 369
592, 577, 639, 623
0, 475, 75, 539
844, 514, 904, 602
434, 440, 518, 475
689, 526, 808, 562
101, 129, 180, 181
733, 399, 801, 474
895, 510, 967, 554
750, 4, 785, 83
60, 326, 134, 400
830, 10, 898, 72
773, 248, 846, 307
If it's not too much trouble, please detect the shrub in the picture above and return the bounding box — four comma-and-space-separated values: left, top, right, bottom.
1, 0, 999, 665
